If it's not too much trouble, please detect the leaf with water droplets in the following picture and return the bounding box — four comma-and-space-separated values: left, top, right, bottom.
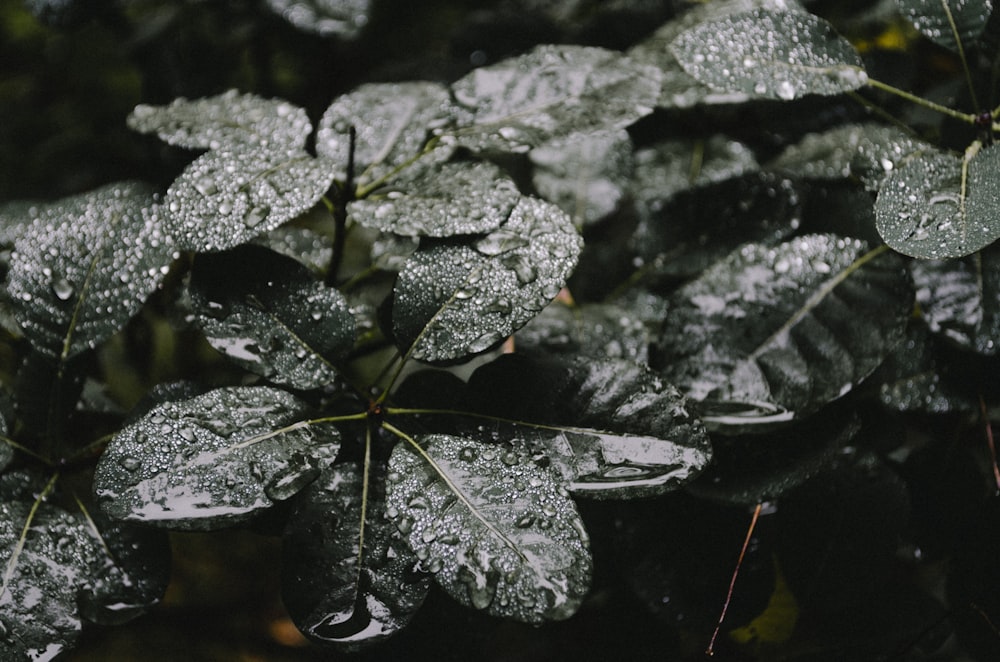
462, 354, 712, 499
128, 89, 313, 150
875, 144, 1000, 259
670, 8, 867, 101
264, 0, 372, 39
515, 301, 650, 364
93, 386, 339, 529
164, 146, 335, 252
282, 462, 430, 650
348, 161, 520, 237
385, 434, 592, 623
652, 234, 913, 432
4, 181, 175, 359
450, 44, 661, 153
189, 245, 354, 389
392, 197, 582, 362
896, 0, 993, 52
873, 321, 974, 412
316, 81, 458, 186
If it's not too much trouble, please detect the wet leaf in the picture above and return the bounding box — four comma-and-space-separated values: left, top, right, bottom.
264, 0, 371, 38
450, 44, 661, 153
653, 234, 912, 431
912, 246, 1000, 354
385, 434, 592, 623
896, 0, 994, 52
255, 225, 333, 275
5, 181, 175, 359
875, 144, 1000, 259
348, 161, 520, 237
316, 81, 458, 186
670, 8, 867, 101
392, 197, 581, 362
515, 301, 650, 364
529, 129, 634, 228
164, 146, 334, 252
874, 321, 973, 413
462, 354, 712, 499
283, 462, 430, 650
128, 90, 313, 150
0, 200, 37, 270
632, 136, 760, 207
189, 245, 354, 389
94, 386, 339, 529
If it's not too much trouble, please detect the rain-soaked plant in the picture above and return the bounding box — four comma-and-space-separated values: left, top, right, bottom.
2, 0, 1000, 659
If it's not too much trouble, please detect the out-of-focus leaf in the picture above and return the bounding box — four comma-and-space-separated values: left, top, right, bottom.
653, 234, 912, 432
94, 386, 339, 529
255, 225, 333, 275
461, 354, 712, 499
632, 136, 759, 207
189, 245, 354, 389
348, 161, 520, 237
128, 90, 313, 150
873, 321, 973, 413
514, 301, 650, 364
450, 44, 661, 153
265, 0, 372, 39
385, 434, 592, 623
392, 197, 581, 362
875, 145, 1000, 259
164, 146, 334, 252
283, 462, 430, 650
670, 8, 867, 101
5, 181, 174, 359
895, 0, 994, 52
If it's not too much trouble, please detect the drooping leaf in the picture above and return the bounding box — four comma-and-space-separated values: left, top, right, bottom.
874, 144, 1000, 259
128, 90, 313, 151
5, 181, 175, 359
264, 0, 372, 38
653, 234, 913, 431
670, 8, 868, 101
392, 197, 581, 362
94, 386, 339, 529
163, 146, 335, 252
385, 434, 592, 623
460, 354, 712, 499
316, 81, 458, 186
895, 0, 994, 52
282, 462, 431, 650
514, 300, 650, 364
450, 44, 661, 153
188, 245, 354, 389
529, 129, 634, 228
348, 161, 520, 237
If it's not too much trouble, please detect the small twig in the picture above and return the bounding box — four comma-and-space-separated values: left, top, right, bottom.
706, 502, 763, 656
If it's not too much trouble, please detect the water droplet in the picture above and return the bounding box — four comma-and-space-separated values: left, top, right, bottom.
458, 446, 477, 462
51, 277, 74, 301
245, 206, 270, 228
194, 177, 219, 197
776, 80, 796, 100
118, 456, 141, 471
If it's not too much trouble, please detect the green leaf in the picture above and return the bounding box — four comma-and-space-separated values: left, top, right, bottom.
94, 386, 339, 529
189, 245, 354, 389
164, 145, 335, 252
670, 8, 868, 101
462, 354, 712, 499
282, 462, 431, 650
264, 0, 372, 39
874, 321, 973, 412
514, 301, 650, 364
348, 161, 520, 237
316, 81, 458, 186
450, 44, 661, 153
385, 434, 592, 623
392, 197, 581, 362
5, 181, 175, 359
127, 89, 313, 150
874, 144, 1000, 259
653, 234, 913, 431
895, 0, 994, 52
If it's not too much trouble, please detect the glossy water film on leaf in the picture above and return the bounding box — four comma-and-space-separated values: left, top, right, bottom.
895, 0, 994, 52
282, 462, 430, 650
670, 7, 867, 101
265, 0, 371, 38
5, 181, 175, 359
386, 434, 592, 623
392, 197, 581, 362
94, 386, 339, 529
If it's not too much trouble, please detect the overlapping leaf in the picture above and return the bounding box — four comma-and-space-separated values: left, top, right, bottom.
514, 301, 650, 364
4, 181, 175, 359
283, 462, 430, 650
392, 197, 581, 362
896, 0, 994, 52
265, 0, 372, 39
670, 8, 867, 101
653, 234, 913, 431
386, 434, 592, 622
188, 245, 354, 389
94, 386, 339, 529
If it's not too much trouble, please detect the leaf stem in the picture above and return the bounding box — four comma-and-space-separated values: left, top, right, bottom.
327, 126, 357, 286
706, 502, 763, 656
864, 77, 978, 124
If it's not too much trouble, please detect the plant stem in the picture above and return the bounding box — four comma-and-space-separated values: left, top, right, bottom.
327, 126, 357, 286
865, 77, 977, 125
706, 502, 763, 656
